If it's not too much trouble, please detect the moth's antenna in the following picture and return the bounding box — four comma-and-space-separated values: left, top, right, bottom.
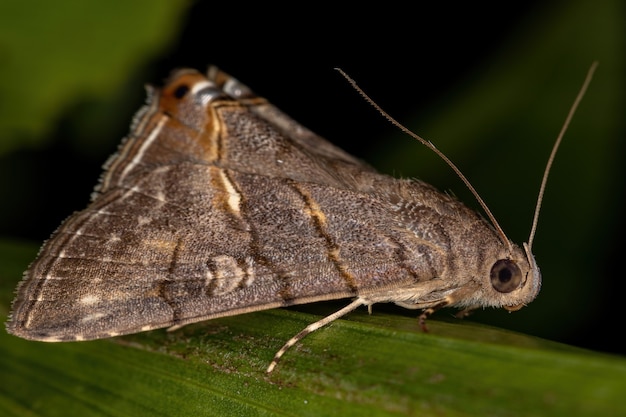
335, 68, 512, 251
527, 61, 598, 250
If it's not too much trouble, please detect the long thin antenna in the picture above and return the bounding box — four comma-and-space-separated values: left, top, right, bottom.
336, 68, 512, 251
527, 62, 598, 250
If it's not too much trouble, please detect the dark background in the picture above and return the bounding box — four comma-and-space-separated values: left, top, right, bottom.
1, 1, 623, 356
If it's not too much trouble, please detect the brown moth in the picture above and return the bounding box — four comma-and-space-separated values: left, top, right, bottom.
6, 64, 596, 373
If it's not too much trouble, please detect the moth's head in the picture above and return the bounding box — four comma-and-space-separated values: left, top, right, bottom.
472, 241, 541, 311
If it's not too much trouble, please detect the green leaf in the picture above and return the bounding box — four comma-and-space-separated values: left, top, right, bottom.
1, 239, 625, 416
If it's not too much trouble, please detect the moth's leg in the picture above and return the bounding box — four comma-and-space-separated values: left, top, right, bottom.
418, 300, 450, 332
394, 299, 450, 332
414, 286, 480, 331
266, 298, 367, 374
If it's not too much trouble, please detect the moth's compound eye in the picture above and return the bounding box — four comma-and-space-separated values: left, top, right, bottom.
490, 259, 522, 293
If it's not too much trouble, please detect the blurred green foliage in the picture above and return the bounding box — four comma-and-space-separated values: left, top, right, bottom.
0, 0, 188, 154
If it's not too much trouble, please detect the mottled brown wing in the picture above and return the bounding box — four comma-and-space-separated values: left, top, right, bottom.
7, 68, 439, 342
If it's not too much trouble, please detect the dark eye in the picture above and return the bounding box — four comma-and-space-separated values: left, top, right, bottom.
490, 259, 522, 293
173, 84, 190, 99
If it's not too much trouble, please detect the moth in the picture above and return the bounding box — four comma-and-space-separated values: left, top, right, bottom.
6, 63, 596, 373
